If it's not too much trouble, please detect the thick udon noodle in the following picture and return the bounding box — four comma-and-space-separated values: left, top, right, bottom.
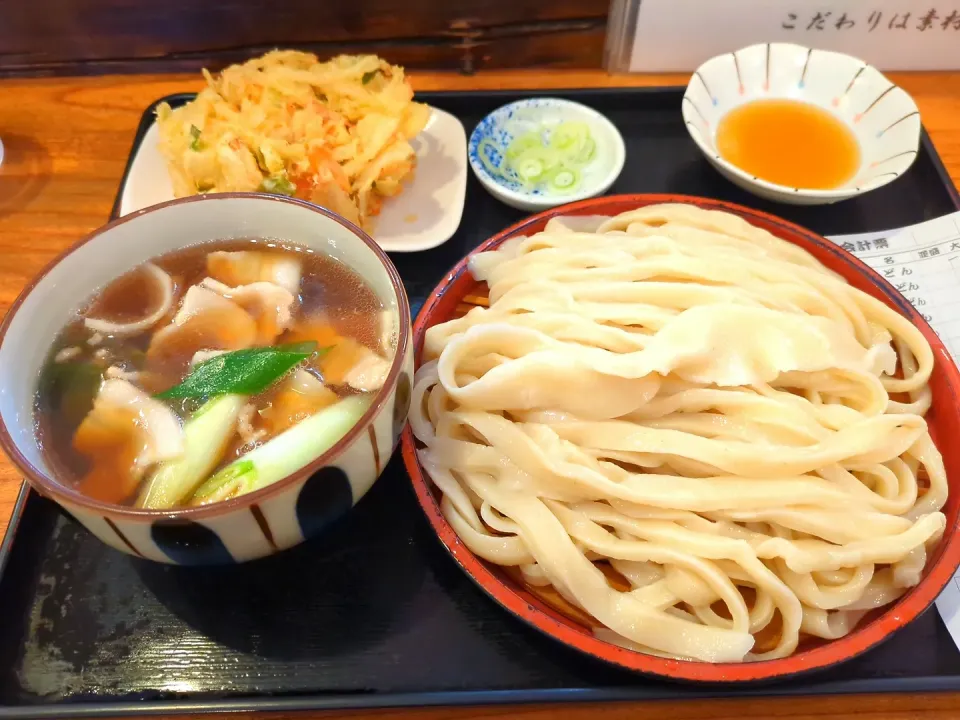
410, 204, 948, 663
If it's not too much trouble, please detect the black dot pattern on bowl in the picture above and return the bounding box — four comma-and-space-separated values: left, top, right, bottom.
151, 519, 235, 565
295, 466, 353, 540
393, 371, 412, 439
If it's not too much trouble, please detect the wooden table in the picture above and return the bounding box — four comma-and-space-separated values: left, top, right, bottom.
0, 69, 959, 720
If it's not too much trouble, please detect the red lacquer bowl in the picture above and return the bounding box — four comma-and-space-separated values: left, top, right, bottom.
400, 194, 960, 683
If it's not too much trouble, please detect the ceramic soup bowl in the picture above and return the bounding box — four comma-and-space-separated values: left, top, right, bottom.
0, 193, 413, 565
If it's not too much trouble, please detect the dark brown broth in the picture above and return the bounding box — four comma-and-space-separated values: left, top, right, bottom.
36, 238, 384, 504
87, 264, 168, 324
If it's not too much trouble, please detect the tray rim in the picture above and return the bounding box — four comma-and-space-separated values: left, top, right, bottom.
107, 87, 960, 219
4, 674, 960, 720
2, 84, 960, 718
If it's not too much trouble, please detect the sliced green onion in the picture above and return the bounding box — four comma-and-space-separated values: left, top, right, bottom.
512, 148, 554, 185
479, 119, 597, 194
565, 135, 596, 167
549, 121, 590, 153
189, 125, 203, 151
192, 460, 255, 504
548, 167, 581, 193
505, 131, 542, 159
137, 394, 246, 509
190, 394, 373, 505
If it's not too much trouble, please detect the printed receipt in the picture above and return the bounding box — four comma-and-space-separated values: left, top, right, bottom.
826, 211, 960, 642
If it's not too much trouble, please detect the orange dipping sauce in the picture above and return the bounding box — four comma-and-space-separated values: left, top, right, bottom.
716, 99, 861, 190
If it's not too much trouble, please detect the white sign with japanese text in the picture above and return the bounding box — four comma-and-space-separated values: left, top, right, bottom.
625, 0, 960, 72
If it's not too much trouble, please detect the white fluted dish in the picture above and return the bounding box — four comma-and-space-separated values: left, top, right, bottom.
682, 43, 921, 205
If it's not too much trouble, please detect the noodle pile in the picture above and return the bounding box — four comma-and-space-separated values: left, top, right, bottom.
410, 204, 948, 663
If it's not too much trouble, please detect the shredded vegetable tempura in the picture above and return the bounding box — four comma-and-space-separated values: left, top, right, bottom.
155, 51, 430, 228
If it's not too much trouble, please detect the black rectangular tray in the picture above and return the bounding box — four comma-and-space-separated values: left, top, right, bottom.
1, 87, 960, 719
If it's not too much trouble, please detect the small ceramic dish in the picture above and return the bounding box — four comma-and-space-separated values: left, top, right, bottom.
0, 193, 414, 565
402, 194, 960, 683
467, 98, 626, 212
682, 43, 921, 205
120, 106, 468, 253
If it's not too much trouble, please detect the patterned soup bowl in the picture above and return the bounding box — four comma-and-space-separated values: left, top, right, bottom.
0, 193, 413, 565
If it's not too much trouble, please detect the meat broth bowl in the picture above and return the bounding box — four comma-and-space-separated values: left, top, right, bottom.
0, 193, 413, 564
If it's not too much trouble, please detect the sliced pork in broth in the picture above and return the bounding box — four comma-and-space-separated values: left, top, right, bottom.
36, 239, 395, 509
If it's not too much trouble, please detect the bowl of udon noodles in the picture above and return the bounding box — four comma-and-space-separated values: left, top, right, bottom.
401, 194, 960, 682
0, 193, 412, 565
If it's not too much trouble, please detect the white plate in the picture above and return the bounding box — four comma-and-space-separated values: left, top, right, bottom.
119, 105, 468, 253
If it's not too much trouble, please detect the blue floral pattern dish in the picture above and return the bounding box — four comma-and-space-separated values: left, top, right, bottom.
468, 98, 626, 211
